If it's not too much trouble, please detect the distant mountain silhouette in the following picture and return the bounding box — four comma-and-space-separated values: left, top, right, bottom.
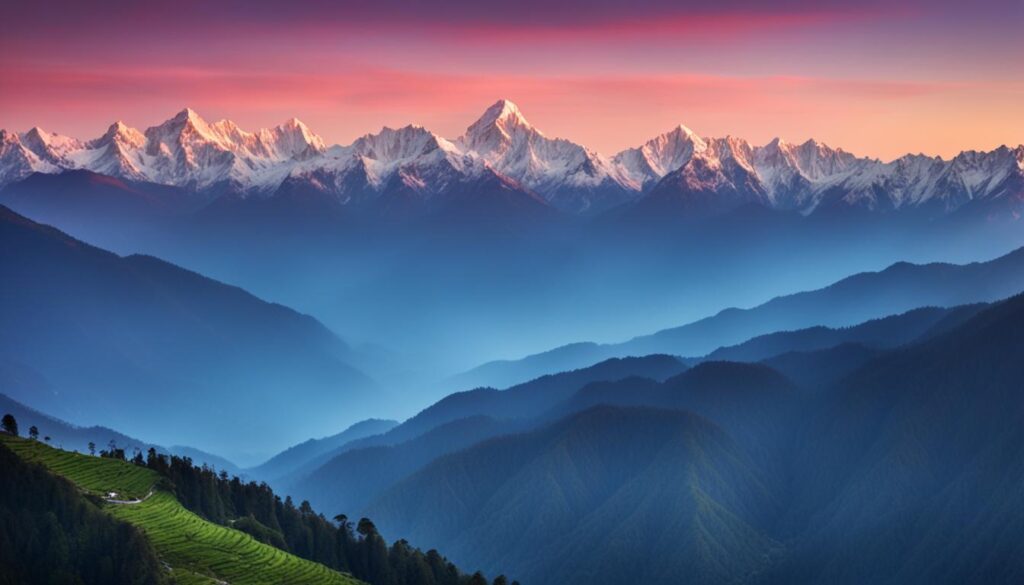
0, 205, 378, 462
283, 355, 688, 518
761, 342, 882, 389
0, 392, 238, 473
351, 355, 687, 451
247, 418, 398, 483
771, 291, 1024, 584
456, 248, 1024, 388
369, 406, 778, 585
1, 169, 198, 220
288, 302, 999, 532
704, 303, 987, 363
294, 415, 522, 516
322, 292, 1024, 584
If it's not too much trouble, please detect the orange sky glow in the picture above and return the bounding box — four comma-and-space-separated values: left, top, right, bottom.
1, 0, 1021, 161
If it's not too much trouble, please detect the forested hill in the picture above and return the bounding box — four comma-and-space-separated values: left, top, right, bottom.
0, 441, 168, 585
0, 430, 514, 585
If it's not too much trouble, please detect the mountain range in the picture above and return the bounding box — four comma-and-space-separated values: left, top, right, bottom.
281, 302, 987, 523
344, 291, 1024, 584
453, 245, 1024, 389
2, 100, 1022, 221
286, 355, 690, 514
246, 418, 399, 483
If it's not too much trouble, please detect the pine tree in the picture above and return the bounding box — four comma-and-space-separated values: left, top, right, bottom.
1, 413, 17, 436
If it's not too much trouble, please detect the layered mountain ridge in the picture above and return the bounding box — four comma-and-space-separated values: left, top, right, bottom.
3, 99, 1022, 219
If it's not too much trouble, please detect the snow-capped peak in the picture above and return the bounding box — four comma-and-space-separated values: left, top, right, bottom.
455, 99, 638, 212
350, 124, 460, 164
3, 105, 1021, 219
475, 99, 532, 131
0, 128, 61, 184
255, 118, 326, 161
674, 123, 701, 140
18, 127, 83, 164
614, 123, 709, 187
92, 121, 147, 149
461, 99, 538, 156
149, 108, 223, 146
176, 107, 203, 124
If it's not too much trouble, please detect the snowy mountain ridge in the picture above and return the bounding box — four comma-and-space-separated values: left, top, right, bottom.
1, 100, 1021, 218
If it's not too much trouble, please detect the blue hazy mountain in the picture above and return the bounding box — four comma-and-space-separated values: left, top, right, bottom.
246, 418, 399, 482
5, 149, 1024, 407
317, 355, 688, 457
285, 301, 994, 524
282, 355, 688, 513
345, 292, 1024, 584
702, 303, 987, 363
367, 405, 780, 585
0, 205, 379, 464
454, 249, 1024, 389
0, 392, 239, 474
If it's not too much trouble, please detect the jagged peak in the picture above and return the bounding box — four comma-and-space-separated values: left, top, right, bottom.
464, 99, 536, 145
21, 126, 78, 145
366, 124, 437, 141
351, 123, 458, 163
484, 99, 526, 123
388, 123, 429, 133
173, 107, 204, 123
24, 126, 48, 139
279, 117, 319, 136
673, 123, 700, 138
0, 129, 20, 144
145, 107, 232, 150
211, 118, 243, 132
712, 135, 753, 153
158, 108, 217, 139
268, 118, 325, 152
97, 120, 145, 146
17, 127, 83, 158
617, 123, 705, 157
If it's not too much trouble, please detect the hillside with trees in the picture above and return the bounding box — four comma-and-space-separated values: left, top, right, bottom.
0, 428, 514, 585
0, 441, 168, 585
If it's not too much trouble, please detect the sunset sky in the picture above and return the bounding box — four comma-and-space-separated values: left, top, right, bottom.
2, 0, 1021, 161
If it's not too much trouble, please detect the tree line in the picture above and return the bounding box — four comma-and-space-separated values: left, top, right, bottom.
137, 446, 516, 585
3, 412, 518, 585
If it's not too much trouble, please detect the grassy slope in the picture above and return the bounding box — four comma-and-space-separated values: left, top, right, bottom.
1, 435, 360, 585
3, 435, 158, 499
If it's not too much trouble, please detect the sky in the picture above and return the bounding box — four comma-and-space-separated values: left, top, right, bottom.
1, 0, 1021, 161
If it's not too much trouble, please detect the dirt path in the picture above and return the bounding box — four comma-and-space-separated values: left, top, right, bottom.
105, 488, 155, 505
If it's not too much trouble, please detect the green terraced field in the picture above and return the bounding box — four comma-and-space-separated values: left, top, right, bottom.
110, 491, 357, 585
1, 435, 361, 585
1, 434, 157, 499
